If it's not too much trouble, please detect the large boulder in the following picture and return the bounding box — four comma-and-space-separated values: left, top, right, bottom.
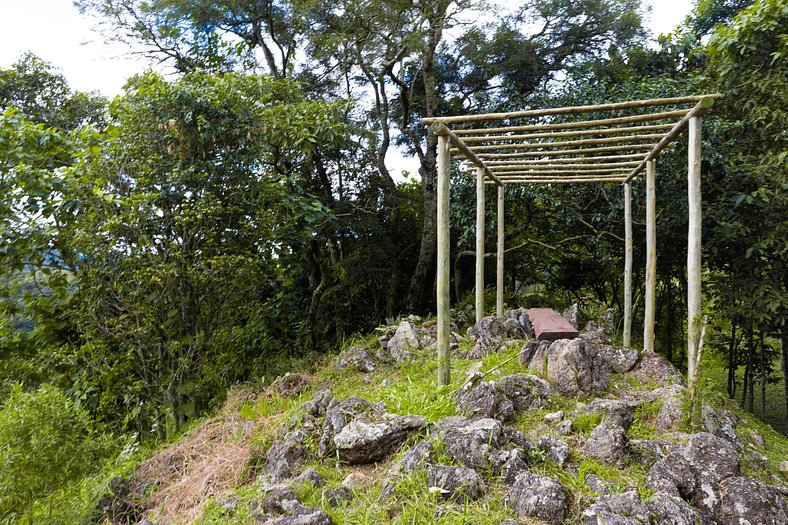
502, 307, 533, 336
387, 321, 421, 362
506, 471, 568, 525
647, 453, 697, 500
435, 417, 509, 473
547, 338, 610, 397
583, 421, 627, 466
519, 338, 551, 371
264, 431, 309, 482
582, 490, 649, 525
497, 374, 552, 412
627, 351, 685, 388
718, 477, 788, 525
702, 406, 741, 448
594, 345, 640, 374
682, 433, 740, 516
538, 434, 571, 467
334, 345, 377, 373
562, 303, 581, 329
647, 493, 717, 525
317, 396, 425, 464
455, 374, 550, 422
585, 398, 636, 430
426, 465, 486, 501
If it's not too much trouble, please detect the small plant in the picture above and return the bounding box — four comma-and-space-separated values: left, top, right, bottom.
573, 412, 603, 436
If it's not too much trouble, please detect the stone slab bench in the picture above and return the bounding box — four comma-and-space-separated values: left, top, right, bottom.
527, 308, 579, 341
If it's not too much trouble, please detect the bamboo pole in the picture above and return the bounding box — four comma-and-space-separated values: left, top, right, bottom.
485, 177, 628, 184
483, 161, 641, 169
453, 111, 690, 135
465, 144, 657, 159
423, 94, 721, 125
465, 153, 648, 163
475, 167, 485, 324
459, 124, 675, 142
624, 97, 718, 183
437, 135, 451, 387
644, 160, 657, 353
431, 123, 502, 186
451, 133, 664, 153
490, 168, 631, 176
623, 182, 633, 347
496, 185, 504, 317
687, 116, 702, 387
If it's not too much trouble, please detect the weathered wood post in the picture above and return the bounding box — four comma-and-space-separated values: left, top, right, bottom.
436, 133, 451, 387
496, 185, 505, 317
644, 160, 657, 353
687, 116, 702, 387
623, 182, 633, 347
475, 167, 485, 323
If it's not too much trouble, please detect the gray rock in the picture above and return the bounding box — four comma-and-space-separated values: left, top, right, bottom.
538, 434, 571, 466
544, 411, 564, 424
500, 448, 529, 484
318, 396, 425, 463
502, 307, 533, 336
426, 464, 486, 501
547, 338, 609, 397
265, 507, 334, 525
264, 432, 309, 482
582, 320, 613, 346
503, 427, 535, 450
323, 488, 352, 508
650, 385, 687, 431
554, 419, 574, 435
294, 468, 322, 488
583, 421, 627, 466
436, 417, 509, 474
719, 476, 788, 525
702, 406, 740, 448
335, 345, 376, 373
271, 373, 311, 397
627, 351, 685, 388
498, 374, 551, 412
585, 474, 612, 495
387, 321, 420, 362
750, 430, 765, 449
300, 390, 334, 419
594, 345, 640, 373
647, 493, 716, 525
455, 380, 514, 422
519, 338, 551, 371
262, 485, 301, 514
467, 316, 524, 357
647, 453, 696, 499
582, 490, 649, 525
780, 461, 788, 476
506, 471, 568, 525
586, 398, 636, 430
683, 432, 741, 516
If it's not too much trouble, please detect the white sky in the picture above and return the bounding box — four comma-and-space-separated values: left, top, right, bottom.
0, 0, 696, 174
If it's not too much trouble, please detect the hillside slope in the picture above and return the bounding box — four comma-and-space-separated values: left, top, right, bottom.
99, 310, 788, 525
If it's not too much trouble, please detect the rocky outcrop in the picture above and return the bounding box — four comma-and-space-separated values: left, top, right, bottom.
538, 434, 571, 466
466, 316, 527, 357
455, 374, 550, 422
386, 321, 420, 362
544, 338, 610, 397
506, 471, 568, 525
317, 396, 425, 464
582, 490, 649, 525
594, 345, 640, 373
627, 351, 685, 387
583, 421, 627, 466
334, 345, 377, 373
718, 476, 788, 525
586, 398, 636, 430
264, 431, 309, 482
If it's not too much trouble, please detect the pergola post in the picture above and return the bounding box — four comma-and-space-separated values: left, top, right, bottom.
436, 134, 451, 387
475, 167, 485, 323
496, 185, 505, 317
623, 182, 633, 347
644, 160, 657, 353
687, 116, 702, 387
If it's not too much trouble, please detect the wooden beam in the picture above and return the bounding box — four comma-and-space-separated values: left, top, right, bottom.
464, 143, 658, 159
423, 94, 721, 125
493, 171, 630, 178
459, 124, 675, 143
496, 185, 504, 317
687, 116, 702, 387
486, 177, 628, 184
453, 111, 689, 135
431, 122, 502, 186
452, 133, 665, 153
624, 97, 718, 183
436, 135, 451, 387
644, 160, 657, 353
484, 161, 641, 169
623, 182, 633, 348
490, 168, 632, 175
468, 153, 648, 163
476, 167, 485, 324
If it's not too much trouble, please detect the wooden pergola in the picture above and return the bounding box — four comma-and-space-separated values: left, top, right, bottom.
422, 94, 721, 389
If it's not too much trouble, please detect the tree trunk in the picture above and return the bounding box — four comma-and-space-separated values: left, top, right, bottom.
781, 324, 787, 435
748, 324, 755, 413
727, 318, 737, 398
760, 331, 766, 418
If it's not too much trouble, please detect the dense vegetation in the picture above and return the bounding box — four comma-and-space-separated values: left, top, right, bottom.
0, 0, 785, 522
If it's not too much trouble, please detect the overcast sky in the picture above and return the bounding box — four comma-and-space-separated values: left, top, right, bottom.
0, 0, 696, 174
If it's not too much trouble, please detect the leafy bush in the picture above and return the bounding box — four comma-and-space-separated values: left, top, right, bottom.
0, 384, 94, 523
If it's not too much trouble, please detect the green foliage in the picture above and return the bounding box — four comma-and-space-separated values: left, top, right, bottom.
0, 384, 94, 523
